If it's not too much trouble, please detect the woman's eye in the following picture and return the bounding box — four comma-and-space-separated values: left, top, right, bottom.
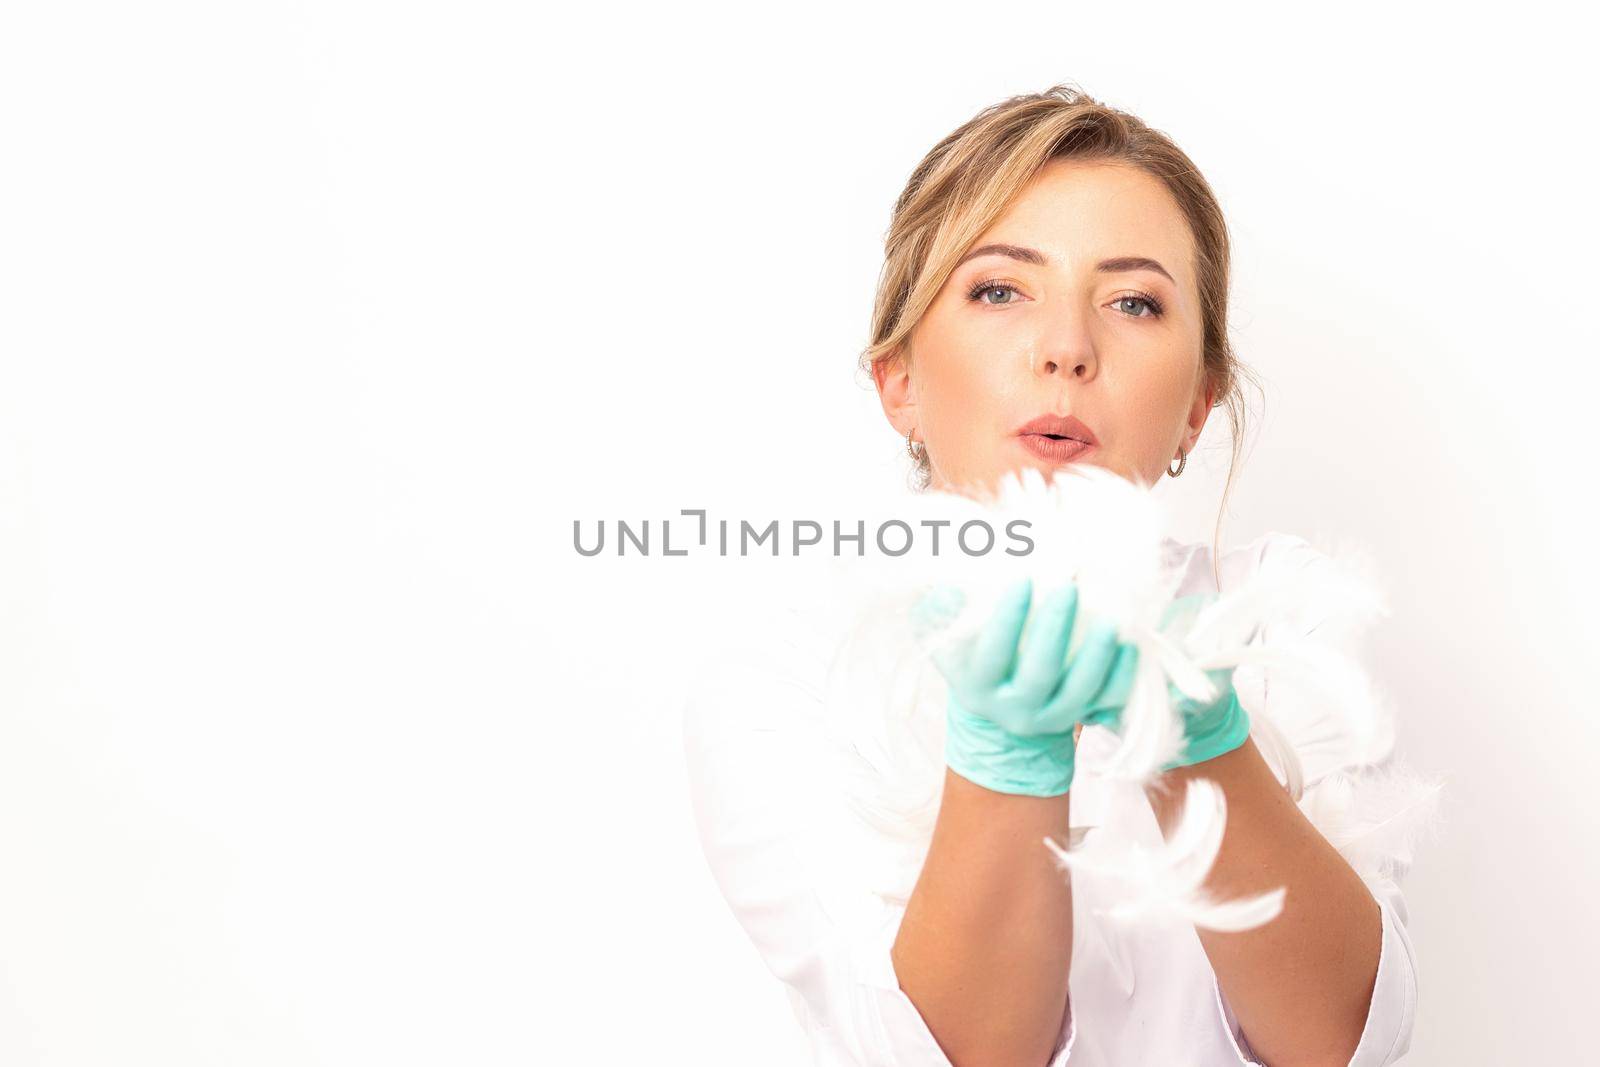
966, 281, 1022, 305
1112, 294, 1163, 318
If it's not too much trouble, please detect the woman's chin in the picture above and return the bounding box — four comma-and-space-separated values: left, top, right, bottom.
935, 453, 1119, 498
1027, 454, 1109, 483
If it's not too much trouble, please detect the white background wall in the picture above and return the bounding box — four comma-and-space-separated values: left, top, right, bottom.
2, 2, 1593, 1063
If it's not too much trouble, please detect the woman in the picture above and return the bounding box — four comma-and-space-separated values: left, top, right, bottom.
683, 86, 1422, 1066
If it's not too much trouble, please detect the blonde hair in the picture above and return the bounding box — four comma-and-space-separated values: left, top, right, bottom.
859, 83, 1262, 587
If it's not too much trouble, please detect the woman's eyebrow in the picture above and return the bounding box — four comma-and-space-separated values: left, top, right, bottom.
1096, 255, 1175, 284
958, 243, 1048, 267
957, 244, 1174, 284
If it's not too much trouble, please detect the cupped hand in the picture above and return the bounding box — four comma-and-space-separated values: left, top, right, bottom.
916, 577, 1133, 796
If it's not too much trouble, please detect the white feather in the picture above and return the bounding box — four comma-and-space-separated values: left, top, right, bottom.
1042, 778, 1287, 932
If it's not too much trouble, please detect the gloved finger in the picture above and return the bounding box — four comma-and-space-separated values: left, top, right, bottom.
1011, 582, 1079, 700
1083, 641, 1140, 722
1033, 621, 1122, 732
1057, 619, 1123, 711
968, 577, 1033, 689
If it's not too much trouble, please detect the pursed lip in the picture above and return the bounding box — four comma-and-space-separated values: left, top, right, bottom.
1014, 413, 1099, 446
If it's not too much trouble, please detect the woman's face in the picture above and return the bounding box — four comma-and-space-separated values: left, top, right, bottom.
875, 158, 1215, 496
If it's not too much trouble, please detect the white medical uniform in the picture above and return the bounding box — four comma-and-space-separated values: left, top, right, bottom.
682, 531, 1419, 1066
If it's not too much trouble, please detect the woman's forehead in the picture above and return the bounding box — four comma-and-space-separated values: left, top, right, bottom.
989, 167, 1190, 259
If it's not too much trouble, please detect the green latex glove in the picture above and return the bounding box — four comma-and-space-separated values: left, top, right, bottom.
913, 578, 1128, 797
1086, 592, 1251, 770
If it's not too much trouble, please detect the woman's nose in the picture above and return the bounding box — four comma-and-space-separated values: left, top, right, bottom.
1035, 351, 1094, 376
1032, 313, 1097, 378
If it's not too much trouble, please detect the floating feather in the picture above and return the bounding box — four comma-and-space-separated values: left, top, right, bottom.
1042, 778, 1288, 932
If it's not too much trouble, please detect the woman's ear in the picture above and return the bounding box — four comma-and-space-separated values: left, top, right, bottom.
872, 345, 918, 439
1182, 377, 1217, 451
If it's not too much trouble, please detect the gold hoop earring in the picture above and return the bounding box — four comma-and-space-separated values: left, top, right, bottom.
1168, 449, 1187, 477
906, 429, 924, 461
